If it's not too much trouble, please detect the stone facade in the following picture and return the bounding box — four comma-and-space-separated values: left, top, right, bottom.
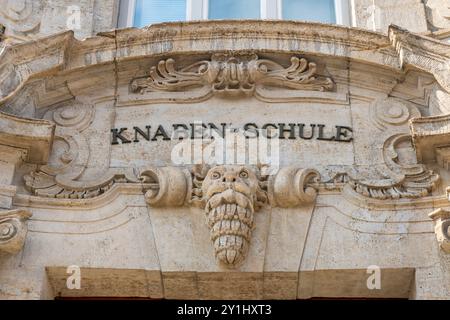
0, 1, 449, 300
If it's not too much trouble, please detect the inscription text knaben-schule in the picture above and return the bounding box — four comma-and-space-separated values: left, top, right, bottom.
110, 123, 353, 144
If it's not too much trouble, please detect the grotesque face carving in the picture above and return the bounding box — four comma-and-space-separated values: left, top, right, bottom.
200, 165, 267, 267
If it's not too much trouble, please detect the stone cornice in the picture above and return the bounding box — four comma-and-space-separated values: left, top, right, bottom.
389, 24, 450, 92
0, 31, 73, 104
0, 21, 447, 114
410, 112, 450, 163
0, 21, 434, 110
0, 111, 55, 164
427, 28, 450, 42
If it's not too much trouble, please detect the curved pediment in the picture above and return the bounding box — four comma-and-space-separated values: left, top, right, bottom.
0, 21, 448, 117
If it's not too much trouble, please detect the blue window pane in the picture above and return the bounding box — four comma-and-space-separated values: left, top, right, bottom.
282, 0, 336, 24
209, 0, 260, 19
134, 0, 186, 27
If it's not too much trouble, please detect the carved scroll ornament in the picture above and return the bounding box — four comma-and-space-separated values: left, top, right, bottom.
0, 209, 31, 254
23, 100, 139, 199
370, 97, 421, 131
131, 54, 334, 96
140, 165, 320, 267
0, 0, 42, 41
333, 134, 440, 202
429, 208, 450, 253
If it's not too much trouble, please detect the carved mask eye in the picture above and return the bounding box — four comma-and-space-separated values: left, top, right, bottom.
239, 170, 248, 179
211, 171, 221, 179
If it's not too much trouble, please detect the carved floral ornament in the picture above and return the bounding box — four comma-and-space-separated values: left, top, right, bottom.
140, 165, 320, 267
130, 53, 334, 96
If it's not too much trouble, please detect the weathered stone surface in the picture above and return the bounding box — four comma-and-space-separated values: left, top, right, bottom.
0, 12, 449, 300
424, 0, 450, 31
353, 0, 428, 33
0, 0, 119, 43
0, 209, 31, 254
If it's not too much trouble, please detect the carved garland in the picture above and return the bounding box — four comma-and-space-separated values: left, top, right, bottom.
130, 54, 334, 95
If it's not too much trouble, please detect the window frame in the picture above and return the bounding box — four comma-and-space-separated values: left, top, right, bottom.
118, 0, 352, 28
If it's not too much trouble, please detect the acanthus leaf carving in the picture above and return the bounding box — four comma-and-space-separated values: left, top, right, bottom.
130, 54, 334, 96
0, 209, 31, 255
340, 134, 440, 201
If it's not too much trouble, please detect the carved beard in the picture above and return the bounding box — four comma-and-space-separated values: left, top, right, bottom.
205, 188, 254, 267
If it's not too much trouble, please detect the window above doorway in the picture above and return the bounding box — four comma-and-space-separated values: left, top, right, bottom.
118, 0, 352, 28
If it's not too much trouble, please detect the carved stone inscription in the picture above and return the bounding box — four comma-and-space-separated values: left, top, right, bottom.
111, 122, 353, 144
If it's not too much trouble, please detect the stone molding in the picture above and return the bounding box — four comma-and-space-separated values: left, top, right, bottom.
0, 111, 54, 164
269, 167, 320, 208
0, 21, 417, 111
0, 22, 446, 122
370, 97, 421, 130
0, 109, 50, 255
352, 134, 439, 200
0, 23, 443, 212
1, 20, 450, 299
22, 100, 138, 199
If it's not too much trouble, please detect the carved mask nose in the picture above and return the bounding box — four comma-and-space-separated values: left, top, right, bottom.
222, 173, 236, 183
